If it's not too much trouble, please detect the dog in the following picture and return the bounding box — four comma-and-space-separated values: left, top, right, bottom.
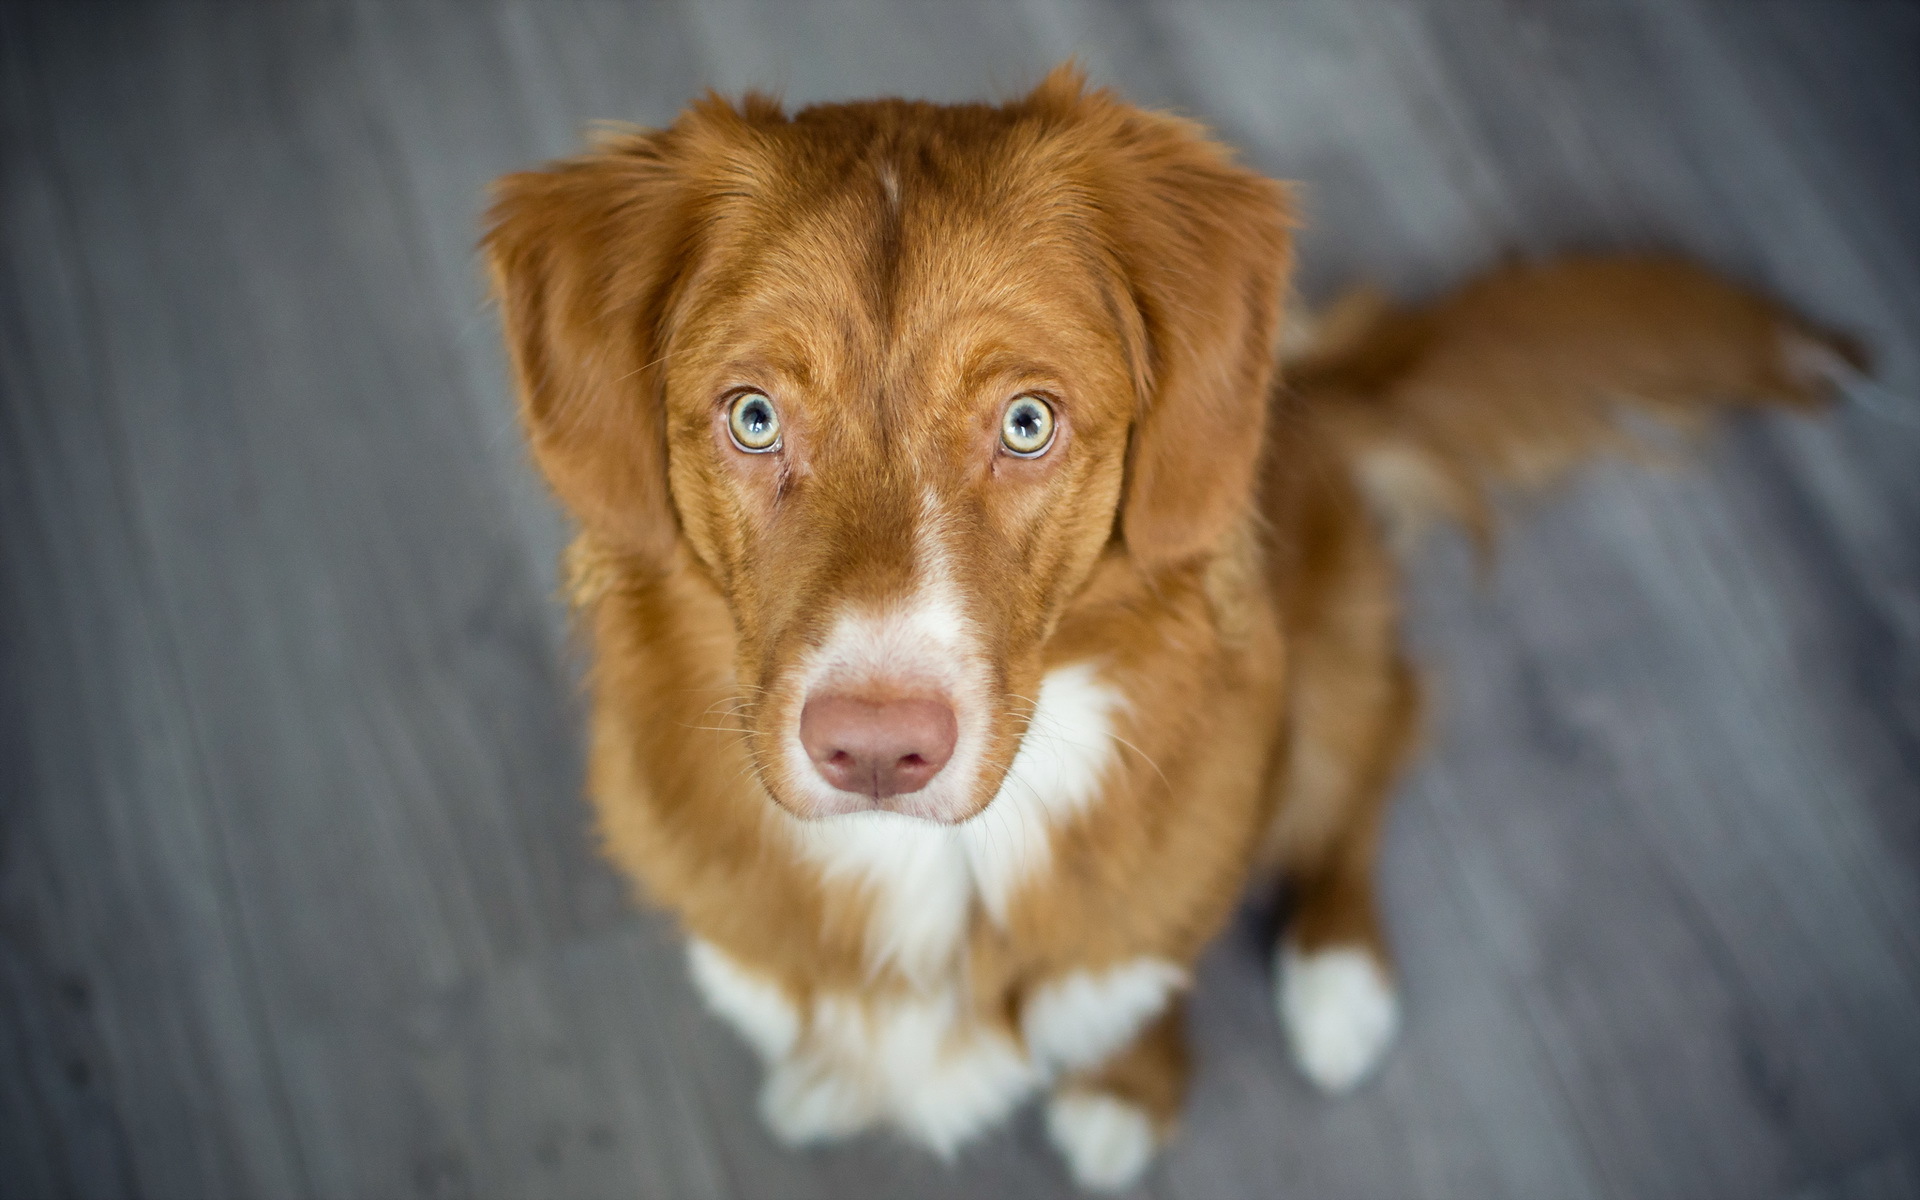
484, 66, 1849, 1191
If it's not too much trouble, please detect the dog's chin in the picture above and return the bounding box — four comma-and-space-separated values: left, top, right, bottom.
761, 766, 1003, 826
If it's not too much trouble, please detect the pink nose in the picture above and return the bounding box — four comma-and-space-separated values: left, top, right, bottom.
800, 692, 958, 799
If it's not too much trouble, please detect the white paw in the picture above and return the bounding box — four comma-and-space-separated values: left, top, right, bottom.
758, 1060, 874, 1146
1276, 942, 1400, 1093
1045, 1089, 1157, 1192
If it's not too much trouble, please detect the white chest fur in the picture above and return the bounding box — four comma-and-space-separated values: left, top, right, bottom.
686, 663, 1186, 1155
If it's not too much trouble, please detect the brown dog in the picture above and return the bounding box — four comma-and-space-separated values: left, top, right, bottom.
485, 66, 1845, 1190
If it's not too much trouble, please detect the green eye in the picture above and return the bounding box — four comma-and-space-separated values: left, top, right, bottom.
728, 391, 781, 452
1000, 394, 1055, 456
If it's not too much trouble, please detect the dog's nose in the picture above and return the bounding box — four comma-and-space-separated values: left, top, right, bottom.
800, 692, 958, 799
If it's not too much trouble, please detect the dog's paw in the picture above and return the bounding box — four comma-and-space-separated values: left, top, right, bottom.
759, 1060, 873, 1146
1276, 941, 1400, 1094
1045, 1088, 1157, 1192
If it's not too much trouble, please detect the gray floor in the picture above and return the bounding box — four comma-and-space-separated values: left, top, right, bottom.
3, 2, 1918, 1197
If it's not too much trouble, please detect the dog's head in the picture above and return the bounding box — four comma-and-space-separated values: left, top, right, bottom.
487, 68, 1292, 824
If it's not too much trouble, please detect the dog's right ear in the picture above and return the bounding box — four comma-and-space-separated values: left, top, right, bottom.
483, 130, 702, 566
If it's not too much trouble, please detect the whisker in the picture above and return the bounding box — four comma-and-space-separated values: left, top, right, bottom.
1103, 731, 1173, 793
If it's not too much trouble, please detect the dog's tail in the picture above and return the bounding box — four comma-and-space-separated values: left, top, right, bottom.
1287, 254, 1863, 546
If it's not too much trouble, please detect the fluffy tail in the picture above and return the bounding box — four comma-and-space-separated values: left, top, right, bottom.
1286, 254, 1864, 546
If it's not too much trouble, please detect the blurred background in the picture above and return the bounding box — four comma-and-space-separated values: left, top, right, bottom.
2, 2, 1917, 1198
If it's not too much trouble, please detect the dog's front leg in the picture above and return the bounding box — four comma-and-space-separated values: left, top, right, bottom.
1044, 1003, 1187, 1192
1267, 645, 1418, 1095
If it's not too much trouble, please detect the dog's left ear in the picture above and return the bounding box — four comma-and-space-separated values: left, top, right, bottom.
1088, 99, 1296, 571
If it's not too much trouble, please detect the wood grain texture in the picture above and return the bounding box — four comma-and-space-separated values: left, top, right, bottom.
1, 2, 1915, 1197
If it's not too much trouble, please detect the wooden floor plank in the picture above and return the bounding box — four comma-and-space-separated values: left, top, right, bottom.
5, 4, 635, 1194
0, 14, 322, 1197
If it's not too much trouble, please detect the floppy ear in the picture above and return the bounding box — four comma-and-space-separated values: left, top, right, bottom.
1099, 105, 1296, 570
483, 131, 700, 566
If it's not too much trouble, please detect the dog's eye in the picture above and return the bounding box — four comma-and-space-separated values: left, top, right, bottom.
1000, 395, 1055, 457
727, 391, 781, 452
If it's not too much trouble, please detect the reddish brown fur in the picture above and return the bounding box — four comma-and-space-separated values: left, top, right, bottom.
487, 66, 1842, 1168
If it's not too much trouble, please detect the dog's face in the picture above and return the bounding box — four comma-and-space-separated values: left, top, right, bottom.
655, 168, 1140, 825
488, 69, 1292, 824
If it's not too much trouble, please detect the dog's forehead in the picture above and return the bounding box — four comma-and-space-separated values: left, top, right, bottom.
689, 126, 1121, 414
